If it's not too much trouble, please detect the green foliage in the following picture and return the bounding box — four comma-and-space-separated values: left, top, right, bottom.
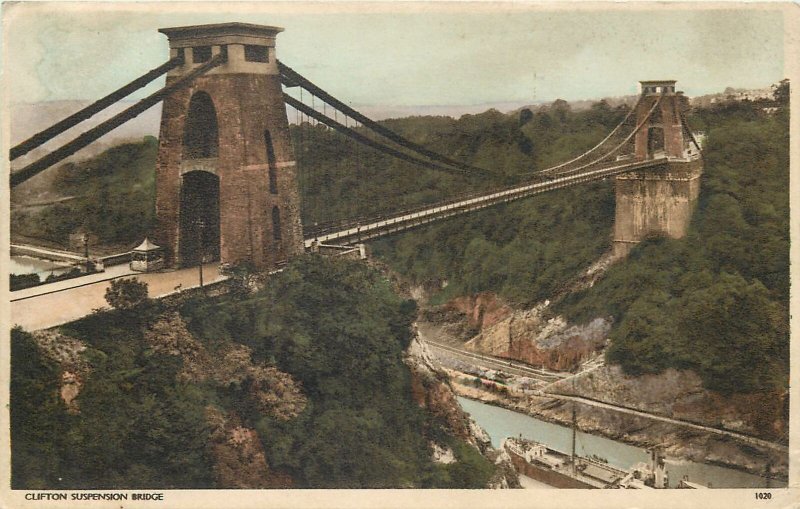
184, 256, 493, 488
368, 94, 789, 396
11, 137, 157, 249
373, 177, 614, 307
293, 102, 626, 227
12, 298, 217, 489
10, 273, 40, 291
10, 328, 69, 489
366, 100, 624, 307
61, 353, 215, 488
104, 277, 149, 310
219, 261, 259, 296
559, 98, 790, 394
428, 439, 497, 488
11, 265, 101, 291
12, 257, 494, 488
772, 79, 789, 106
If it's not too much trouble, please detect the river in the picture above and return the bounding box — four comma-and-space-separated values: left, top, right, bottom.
9, 256, 72, 277
458, 396, 782, 488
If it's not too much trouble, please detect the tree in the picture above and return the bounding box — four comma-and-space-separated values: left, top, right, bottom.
104, 278, 149, 310
220, 261, 258, 296
772, 79, 789, 106
10, 328, 69, 488
519, 108, 534, 126
606, 291, 676, 375
677, 274, 786, 394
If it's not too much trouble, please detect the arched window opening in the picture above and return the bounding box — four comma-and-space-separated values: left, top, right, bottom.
272, 206, 282, 241
179, 171, 220, 267
184, 92, 219, 159
647, 127, 665, 159
268, 167, 278, 194
650, 104, 663, 124
265, 130, 278, 194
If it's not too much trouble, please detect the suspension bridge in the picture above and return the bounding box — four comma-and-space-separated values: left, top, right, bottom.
10, 22, 703, 280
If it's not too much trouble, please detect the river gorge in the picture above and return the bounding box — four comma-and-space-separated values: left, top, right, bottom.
457, 396, 782, 489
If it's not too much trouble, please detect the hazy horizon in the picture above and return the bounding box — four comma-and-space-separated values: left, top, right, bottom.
4, 3, 785, 110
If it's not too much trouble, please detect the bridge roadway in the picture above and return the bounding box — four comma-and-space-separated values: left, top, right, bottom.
304, 157, 667, 248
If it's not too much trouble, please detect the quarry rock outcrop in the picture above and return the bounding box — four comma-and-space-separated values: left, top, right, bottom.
430, 294, 610, 372
145, 312, 307, 421
547, 365, 788, 443
31, 330, 90, 414
205, 406, 292, 489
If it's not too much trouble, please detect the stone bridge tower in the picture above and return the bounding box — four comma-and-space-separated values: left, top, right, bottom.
154, 23, 303, 270
612, 80, 703, 258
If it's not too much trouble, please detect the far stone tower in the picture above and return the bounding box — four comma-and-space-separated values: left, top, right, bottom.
612, 80, 703, 258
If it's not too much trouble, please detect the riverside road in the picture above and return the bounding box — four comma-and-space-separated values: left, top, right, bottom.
418, 325, 788, 454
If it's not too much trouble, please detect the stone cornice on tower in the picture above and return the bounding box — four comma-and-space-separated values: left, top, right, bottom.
159, 23, 284, 48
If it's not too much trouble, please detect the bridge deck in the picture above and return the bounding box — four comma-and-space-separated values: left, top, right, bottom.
304, 157, 668, 248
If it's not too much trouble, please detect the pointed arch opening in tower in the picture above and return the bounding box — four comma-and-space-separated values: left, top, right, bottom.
179, 171, 220, 266
183, 91, 219, 159
272, 206, 282, 241
647, 126, 665, 159
265, 130, 278, 194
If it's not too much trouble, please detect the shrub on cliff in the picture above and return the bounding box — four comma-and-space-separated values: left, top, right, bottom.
182, 255, 494, 488
10, 327, 69, 489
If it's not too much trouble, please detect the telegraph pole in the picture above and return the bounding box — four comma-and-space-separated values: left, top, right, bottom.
571, 402, 577, 477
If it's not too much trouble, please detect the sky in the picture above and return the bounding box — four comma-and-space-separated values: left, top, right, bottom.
1, 2, 787, 111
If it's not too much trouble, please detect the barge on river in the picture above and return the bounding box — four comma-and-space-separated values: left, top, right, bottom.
504, 436, 654, 488
502, 436, 704, 489
501, 399, 706, 489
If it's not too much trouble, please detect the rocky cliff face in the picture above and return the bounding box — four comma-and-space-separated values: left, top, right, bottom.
548, 365, 788, 443
205, 406, 294, 489
142, 312, 309, 488
427, 293, 609, 372
404, 331, 520, 488
420, 288, 788, 480
31, 330, 90, 414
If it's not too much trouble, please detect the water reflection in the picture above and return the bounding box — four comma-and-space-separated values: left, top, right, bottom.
10, 256, 72, 277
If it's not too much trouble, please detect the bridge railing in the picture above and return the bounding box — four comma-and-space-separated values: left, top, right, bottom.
302, 158, 632, 239
304, 157, 668, 245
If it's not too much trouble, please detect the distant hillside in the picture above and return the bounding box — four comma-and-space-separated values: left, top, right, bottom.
10, 137, 158, 254
10, 101, 162, 209
691, 84, 779, 108
10, 101, 162, 172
